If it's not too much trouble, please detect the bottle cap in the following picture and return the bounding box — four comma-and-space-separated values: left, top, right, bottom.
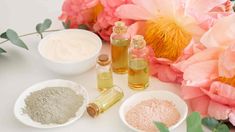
87, 103, 100, 118
131, 35, 146, 49
97, 54, 111, 66
113, 21, 127, 34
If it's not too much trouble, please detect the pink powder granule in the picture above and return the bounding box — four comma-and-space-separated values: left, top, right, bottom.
125, 98, 180, 132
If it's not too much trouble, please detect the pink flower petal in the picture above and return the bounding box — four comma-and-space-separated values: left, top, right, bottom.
201, 81, 235, 106
208, 100, 231, 120
229, 111, 235, 126
200, 14, 235, 49
210, 82, 235, 100
132, 0, 158, 16
190, 95, 210, 115
181, 85, 205, 99
115, 4, 154, 20
151, 63, 182, 83
185, 0, 227, 14
127, 21, 146, 37
219, 44, 235, 78
183, 60, 219, 87
175, 48, 221, 71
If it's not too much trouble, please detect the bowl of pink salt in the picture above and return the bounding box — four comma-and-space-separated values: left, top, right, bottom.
119, 91, 188, 132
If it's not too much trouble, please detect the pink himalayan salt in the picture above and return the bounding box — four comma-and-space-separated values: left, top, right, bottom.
125, 99, 180, 132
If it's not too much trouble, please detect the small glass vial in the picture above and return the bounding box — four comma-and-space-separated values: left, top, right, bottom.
110, 21, 130, 74
96, 54, 113, 92
86, 85, 124, 117
128, 35, 149, 90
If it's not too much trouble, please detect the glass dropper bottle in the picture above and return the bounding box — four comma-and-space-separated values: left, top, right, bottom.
87, 85, 124, 117
96, 54, 113, 92
128, 35, 150, 90
110, 21, 130, 74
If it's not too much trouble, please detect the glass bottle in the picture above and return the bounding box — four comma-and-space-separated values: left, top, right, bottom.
110, 21, 130, 74
86, 85, 124, 117
96, 54, 113, 92
128, 35, 149, 90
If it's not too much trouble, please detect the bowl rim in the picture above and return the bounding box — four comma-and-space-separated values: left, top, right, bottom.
14, 79, 89, 128
119, 90, 188, 131
38, 29, 102, 64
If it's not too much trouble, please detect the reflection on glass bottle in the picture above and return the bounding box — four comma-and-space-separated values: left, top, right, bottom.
96, 54, 113, 92
128, 35, 149, 90
110, 21, 130, 74
86, 85, 124, 117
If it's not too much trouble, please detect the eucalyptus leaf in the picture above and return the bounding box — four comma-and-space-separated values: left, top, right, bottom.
215, 124, 229, 132
6, 29, 28, 50
36, 19, 52, 33
0, 47, 6, 53
36, 23, 43, 33
186, 112, 203, 132
78, 24, 88, 30
202, 117, 219, 130
154, 122, 169, 132
0, 32, 8, 39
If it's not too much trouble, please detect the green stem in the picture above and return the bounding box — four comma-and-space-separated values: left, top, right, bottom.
0, 29, 61, 44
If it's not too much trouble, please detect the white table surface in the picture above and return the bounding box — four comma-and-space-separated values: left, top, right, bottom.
0, 0, 203, 132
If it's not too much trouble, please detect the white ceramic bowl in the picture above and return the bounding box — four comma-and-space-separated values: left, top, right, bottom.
119, 90, 188, 132
14, 79, 89, 128
38, 29, 102, 75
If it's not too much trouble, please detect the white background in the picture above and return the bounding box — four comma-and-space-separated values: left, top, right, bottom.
0, 0, 207, 132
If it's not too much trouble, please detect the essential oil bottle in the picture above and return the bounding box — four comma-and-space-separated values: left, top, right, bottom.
128, 35, 149, 90
86, 85, 124, 117
96, 54, 113, 92
110, 21, 130, 74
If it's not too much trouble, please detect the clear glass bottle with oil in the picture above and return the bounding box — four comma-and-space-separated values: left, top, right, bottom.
128, 35, 149, 90
96, 54, 113, 92
110, 21, 130, 74
86, 85, 124, 117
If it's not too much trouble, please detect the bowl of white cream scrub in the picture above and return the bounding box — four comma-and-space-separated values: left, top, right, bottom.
38, 29, 102, 75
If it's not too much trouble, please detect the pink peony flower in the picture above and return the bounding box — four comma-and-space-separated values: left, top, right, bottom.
175, 14, 235, 125
115, 0, 231, 83
59, 0, 102, 29
93, 0, 132, 41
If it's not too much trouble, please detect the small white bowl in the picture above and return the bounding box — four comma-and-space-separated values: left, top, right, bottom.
38, 29, 102, 75
119, 90, 188, 131
14, 79, 89, 128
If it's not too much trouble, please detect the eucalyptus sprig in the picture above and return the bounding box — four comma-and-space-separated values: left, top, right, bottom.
154, 112, 230, 132
202, 117, 229, 132
0, 18, 60, 54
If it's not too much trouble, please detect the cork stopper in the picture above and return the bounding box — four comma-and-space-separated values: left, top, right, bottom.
87, 103, 100, 118
97, 54, 110, 66
113, 21, 127, 34
131, 35, 146, 49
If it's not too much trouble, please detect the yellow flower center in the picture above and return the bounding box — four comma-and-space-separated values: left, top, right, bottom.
145, 17, 192, 61
217, 76, 235, 87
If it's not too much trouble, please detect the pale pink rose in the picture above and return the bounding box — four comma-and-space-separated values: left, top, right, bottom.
59, 0, 100, 28
93, 0, 133, 41
115, 0, 230, 83
176, 14, 235, 125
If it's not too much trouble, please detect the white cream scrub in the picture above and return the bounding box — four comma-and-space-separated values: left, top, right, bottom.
40, 30, 97, 63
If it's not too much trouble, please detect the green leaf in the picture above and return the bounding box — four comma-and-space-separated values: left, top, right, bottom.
154, 122, 169, 132
186, 112, 203, 132
36, 18, 52, 35
62, 20, 71, 29
6, 29, 28, 50
214, 124, 229, 132
36, 19, 52, 33
0, 47, 6, 53
78, 24, 88, 30
202, 117, 219, 130
0, 32, 8, 39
